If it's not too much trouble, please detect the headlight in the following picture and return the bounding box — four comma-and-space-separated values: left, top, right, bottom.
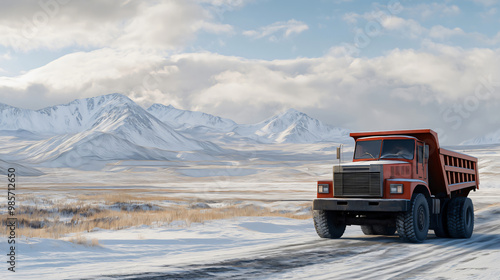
390, 183, 404, 194
318, 184, 330, 194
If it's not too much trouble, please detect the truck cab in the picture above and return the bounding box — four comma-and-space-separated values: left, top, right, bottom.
313, 129, 479, 243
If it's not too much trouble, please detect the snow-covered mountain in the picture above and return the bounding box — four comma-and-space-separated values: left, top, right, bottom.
234, 109, 349, 143
147, 104, 236, 131
0, 93, 214, 151
462, 129, 500, 145
0, 94, 127, 134
0, 94, 350, 169
8, 131, 214, 169
1, 95, 349, 146
0, 159, 44, 176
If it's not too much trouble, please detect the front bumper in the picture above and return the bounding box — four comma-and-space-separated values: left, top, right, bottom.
313, 198, 410, 212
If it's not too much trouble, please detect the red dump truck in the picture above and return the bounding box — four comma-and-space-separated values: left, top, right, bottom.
313, 129, 479, 243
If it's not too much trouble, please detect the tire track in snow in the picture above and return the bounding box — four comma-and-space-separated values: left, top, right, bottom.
103, 204, 500, 280
317, 208, 500, 279
354, 229, 500, 279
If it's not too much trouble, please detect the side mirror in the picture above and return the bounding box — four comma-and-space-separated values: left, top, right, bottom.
336, 147, 341, 160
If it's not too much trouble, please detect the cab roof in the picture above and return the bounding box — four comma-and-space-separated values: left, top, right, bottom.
350, 129, 439, 150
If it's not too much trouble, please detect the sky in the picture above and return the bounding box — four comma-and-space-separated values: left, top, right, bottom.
0, 0, 500, 144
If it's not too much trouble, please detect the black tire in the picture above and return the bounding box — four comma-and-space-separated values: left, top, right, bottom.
361, 225, 396, 235
313, 210, 346, 239
361, 225, 375, 235
447, 197, 474, 238
396, 193, 430, 243
434, 199, 449, 238
373, 225, 397, 235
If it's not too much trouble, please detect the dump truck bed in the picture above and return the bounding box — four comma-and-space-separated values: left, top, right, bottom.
440, 148, 479, 195
350, 129, 479, 197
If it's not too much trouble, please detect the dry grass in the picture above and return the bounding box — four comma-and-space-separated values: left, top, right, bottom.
77, 192, 168, 204
69, 234, 100, 247
0, 193, 312, 239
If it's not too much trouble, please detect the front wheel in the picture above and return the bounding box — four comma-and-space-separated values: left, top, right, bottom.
313, 210, 346, 239
396, 193, 430, 243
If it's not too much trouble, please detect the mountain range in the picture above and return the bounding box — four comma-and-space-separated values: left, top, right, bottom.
0, 93, 349, 168
0, 94, 209, 150
234, 108, 348, 143
147, 103, 237, 132
462, 129, 500, 145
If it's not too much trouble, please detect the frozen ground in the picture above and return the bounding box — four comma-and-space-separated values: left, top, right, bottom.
1, 143, 500, 279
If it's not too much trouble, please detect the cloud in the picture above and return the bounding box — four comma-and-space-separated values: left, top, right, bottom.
429, 26, 466, 39
427, 26, 500, 45
346, 12, 499, 45
471, 0, 499, 6
339, 5, 498, 48
341, 12, 425, 40
199, 0, 251, 8
342, 12, 360, 25
1, 1, 499, 144
1, 45, 500, 143
380, 16, 425, 39
0, 52, 11, 60
482, 7, 498, 17
405, 3, 461, 19
243, 19, 309, 41
0, 0, 234, 52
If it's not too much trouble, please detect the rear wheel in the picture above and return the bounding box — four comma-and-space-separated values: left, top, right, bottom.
361, 225, 375, 235
361, 225, 396, 235
373, 225, 396, 235
313, 210, 346, 239
433, 199, 449, 238
396, 193, 430, 243
447, 197, 474, 238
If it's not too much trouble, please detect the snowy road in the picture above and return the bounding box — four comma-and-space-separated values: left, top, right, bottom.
10, 196, 500, 280
102, 195, 500, 280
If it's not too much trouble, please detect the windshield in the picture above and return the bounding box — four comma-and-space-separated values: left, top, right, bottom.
354, 139, 415, 160
380, 139, 415, 160
354, 140, 382, 159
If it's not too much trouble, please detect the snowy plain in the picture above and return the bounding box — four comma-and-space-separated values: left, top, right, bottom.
0, 142, 499, 280
0, 94, 499, 279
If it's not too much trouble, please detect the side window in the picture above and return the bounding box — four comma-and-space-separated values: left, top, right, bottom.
417, 145, 423, 164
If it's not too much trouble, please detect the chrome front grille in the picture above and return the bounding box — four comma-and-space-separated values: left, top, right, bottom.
333, 165, 383, 197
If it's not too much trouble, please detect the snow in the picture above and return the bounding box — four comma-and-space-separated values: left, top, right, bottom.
7, 131, 216, 169
0, 93, 218, 152
11, 194, 500, 279
462, 129, 500, 145
0, 94, 223, 168
0, 159, 44, 176
1, 94, 499, 279
0, 94, 352, 169
147, 106, 351, 144
234, 108, 350, 143
147, 103, 237, 131
0, 143, 497, 279
13, 217, 316, 279
0, 93, 134, 134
